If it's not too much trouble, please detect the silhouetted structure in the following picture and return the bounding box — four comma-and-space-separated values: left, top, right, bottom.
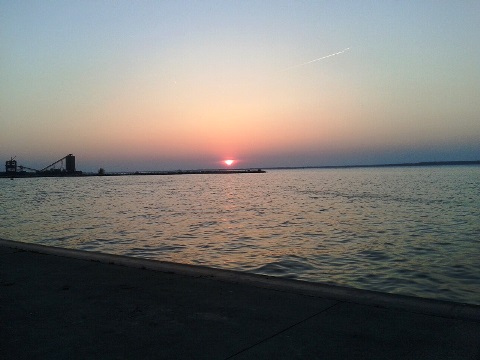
40, 154, 76, 173
2, 154, 82, 177
5, 158, 17, 173
65, 154, 75, 173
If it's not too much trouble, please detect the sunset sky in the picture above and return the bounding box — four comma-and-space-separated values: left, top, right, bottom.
1, 1, 479, 171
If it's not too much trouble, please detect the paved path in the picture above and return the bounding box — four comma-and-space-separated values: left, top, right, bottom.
1, 239, 479, 359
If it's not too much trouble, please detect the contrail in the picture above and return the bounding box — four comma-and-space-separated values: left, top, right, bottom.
282, 47, 350, 71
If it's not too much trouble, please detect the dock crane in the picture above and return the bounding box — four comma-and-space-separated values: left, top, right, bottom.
18, 165, 39, 173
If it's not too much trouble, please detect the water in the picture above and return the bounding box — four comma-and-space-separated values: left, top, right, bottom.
1, 167, 479, 304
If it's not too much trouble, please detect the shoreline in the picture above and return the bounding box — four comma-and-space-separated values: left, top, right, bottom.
265, 160, 480, 170
2, 237, 479, 359
2, 160, 479, 178
1, 238, 478, 321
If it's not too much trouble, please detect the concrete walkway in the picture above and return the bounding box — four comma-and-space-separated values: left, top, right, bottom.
1, 238, 479, 359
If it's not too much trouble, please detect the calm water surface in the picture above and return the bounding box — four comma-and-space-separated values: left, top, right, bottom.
1, 167, 479, 304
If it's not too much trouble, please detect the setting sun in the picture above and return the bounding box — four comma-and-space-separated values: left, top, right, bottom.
224, 159, 234, 166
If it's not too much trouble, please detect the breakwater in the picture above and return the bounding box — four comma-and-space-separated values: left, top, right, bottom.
0, 168, 265, 178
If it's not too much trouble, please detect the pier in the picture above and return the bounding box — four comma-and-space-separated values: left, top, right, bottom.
0, 168, 265, 178
1, 154, 265, 178
103, 169, 265, 176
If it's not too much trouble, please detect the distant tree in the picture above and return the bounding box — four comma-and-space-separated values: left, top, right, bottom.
98, 168, 105, 176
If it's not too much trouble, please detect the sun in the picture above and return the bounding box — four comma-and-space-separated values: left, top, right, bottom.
224, 159, 234, 166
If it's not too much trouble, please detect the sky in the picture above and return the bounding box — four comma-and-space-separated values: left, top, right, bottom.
1, 1, 479, 172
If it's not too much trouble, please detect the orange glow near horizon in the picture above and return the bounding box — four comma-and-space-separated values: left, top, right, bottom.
224, 159, 234, 166
2, 2, 480, 173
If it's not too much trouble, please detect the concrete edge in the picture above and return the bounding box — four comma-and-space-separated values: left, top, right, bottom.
1, 238, 479, 322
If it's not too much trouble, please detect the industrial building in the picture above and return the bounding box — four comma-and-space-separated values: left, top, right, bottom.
3, 154, 80, 177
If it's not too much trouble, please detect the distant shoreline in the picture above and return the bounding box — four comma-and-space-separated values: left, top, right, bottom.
264, 160, 480, 170
1, 160, 479, 178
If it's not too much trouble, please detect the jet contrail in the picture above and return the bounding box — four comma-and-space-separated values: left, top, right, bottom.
282, 47, 350, 71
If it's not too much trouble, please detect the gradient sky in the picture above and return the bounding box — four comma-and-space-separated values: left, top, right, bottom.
1, 1, 479, 171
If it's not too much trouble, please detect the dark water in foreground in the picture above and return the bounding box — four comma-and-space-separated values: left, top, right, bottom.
1, 167, 479, 304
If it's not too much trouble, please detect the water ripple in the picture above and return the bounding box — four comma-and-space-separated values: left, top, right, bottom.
1, 167, 479, 304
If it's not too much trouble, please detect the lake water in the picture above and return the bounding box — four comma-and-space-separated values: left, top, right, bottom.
1, 167, 479, 304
